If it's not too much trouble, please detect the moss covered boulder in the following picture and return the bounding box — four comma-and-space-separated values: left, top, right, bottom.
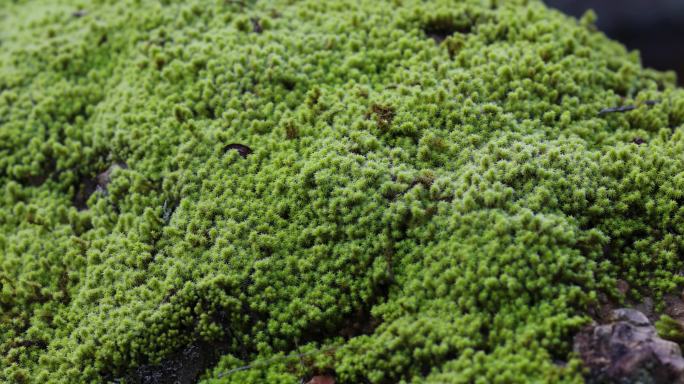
2, 0, 684, 383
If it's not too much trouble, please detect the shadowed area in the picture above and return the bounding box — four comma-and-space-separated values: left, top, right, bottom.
546, 0, 684, 85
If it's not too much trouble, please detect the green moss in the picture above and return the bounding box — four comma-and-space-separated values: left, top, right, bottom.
1, 0, 683, 382
656, 315, 684, 345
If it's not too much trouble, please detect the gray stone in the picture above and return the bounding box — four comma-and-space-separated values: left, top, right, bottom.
574, 308, 684, 384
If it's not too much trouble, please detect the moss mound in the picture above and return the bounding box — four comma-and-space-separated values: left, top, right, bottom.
2, 0, 684, 382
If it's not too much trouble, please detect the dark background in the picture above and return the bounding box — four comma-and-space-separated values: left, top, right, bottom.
545, 0, 684, 85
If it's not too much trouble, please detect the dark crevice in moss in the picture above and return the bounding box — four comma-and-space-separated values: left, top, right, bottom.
121, 264, 392, 384
162, 197, 179, 224
21, 156, 56, 187
223, 143, 253, 158
369, 103, 395, 131
280, 77, 296, 91
251, 17, 263, 34
121, 340, 230, 384
72, 177, 99, 211
423, 15, 473, 44
71, 161, 128, 211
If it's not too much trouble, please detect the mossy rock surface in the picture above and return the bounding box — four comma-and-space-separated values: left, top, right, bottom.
1, 0, 684, 383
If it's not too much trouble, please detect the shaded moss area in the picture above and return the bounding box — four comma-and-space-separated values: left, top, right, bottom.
1, 0, 684, 383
